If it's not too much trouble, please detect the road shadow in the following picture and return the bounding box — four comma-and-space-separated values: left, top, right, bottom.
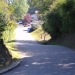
8, 39, 75, 75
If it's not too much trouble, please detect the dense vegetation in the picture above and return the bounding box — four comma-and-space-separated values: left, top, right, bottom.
0, 0, 29, 66
31, 0, 75, 39
12, 0, 29, 20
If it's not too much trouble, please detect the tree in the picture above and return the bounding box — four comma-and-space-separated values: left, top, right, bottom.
30, 0, 55, 13
0, 0, 13, 65
31, 0, 75, 39
12, 0, 29, 20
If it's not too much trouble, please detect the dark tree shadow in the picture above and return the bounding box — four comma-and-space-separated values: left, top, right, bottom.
3, 39, 75, 75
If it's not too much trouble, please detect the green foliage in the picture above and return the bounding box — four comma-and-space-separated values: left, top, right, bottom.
3, 20, 17, 42
0, 0, 17, 42
42, 0, 63, 38
42, 0, 75, 38
0, 13, 7, 38
12, 0, 29, 20
31, 0, 55, 13
60, 0, 75, 33
0, 1, 8, 39
43, 12, 62, 38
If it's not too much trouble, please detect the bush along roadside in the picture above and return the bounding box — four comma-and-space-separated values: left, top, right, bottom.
42, 0, 75, 39
0, 21, 18, 69
0, 1, 18, 68
0, 21, 18, 68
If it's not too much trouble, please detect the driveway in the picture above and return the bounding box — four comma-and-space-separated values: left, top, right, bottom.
2, 25, 75, 75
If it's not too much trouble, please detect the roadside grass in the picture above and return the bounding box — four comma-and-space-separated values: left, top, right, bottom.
0, 31, 20, 70
47, 33, 75, 50
31, 26, 51, 41
5, 32, 20, 60
31, 26, 75, 50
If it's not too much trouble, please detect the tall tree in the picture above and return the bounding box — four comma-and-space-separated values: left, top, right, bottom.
30, 0, 55, 13
0, 0, 13, 65
12, 0, 29, 19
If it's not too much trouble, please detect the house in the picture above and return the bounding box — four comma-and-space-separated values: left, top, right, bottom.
31, 14, 38, 21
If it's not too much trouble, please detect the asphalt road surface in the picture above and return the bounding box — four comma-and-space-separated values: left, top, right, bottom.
2, 25, 75, 75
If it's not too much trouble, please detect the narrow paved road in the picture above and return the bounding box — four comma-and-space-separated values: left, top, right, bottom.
2, 25, 75, 75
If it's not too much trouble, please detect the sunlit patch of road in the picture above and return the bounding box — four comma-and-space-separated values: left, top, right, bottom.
2, 25, 75, 75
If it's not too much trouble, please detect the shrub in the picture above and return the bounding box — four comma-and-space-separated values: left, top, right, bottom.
60, 0, 75, 33
0, 13, 7, 39
2, 20, 17, 42
43, 12, 62, 39
42, 0, 75, 39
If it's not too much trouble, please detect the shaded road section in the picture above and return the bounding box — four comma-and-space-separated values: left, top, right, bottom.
2, 25, 75, 75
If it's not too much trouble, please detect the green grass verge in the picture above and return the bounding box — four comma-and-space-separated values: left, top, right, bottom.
31, 27, 51, 41
0, 30, 20, 70
5, 32, 20, 60
31, 27, 75, 50
47, 34, 75, 50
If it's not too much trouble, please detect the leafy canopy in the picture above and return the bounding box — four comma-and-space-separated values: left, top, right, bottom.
12, 0, 29, 19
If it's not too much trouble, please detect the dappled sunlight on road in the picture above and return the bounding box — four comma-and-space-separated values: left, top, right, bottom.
2, 25, 75, 75
19, 51, 34, 58
32, 62, 51, 65
13, 39, 75, 75
58, 63, 75, 68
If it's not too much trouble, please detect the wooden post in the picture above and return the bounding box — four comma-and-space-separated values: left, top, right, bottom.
44, 31, 45, 41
